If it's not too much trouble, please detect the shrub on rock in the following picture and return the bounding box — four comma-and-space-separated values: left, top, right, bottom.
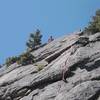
17, 52, 35, 66
5, 56, 19, 67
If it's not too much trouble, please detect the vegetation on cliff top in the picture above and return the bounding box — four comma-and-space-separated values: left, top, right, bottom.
5, 29, 42, 67
26, 29, 42, 51
5, 9, 100, 67
84, 9, 100, 34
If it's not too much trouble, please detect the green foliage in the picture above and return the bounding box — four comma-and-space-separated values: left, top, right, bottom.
5, 29, 43, 67
36, 64, 45, 71
26, 29, 42, 50
17, 52, 34, 66
84, 9, 100, 34
5, 52, 35, 67
5, 56, 19, 67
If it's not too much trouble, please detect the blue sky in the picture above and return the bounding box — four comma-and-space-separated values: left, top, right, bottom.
0, 0, 100, 64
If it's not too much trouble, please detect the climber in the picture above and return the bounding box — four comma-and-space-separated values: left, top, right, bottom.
48, 36, 54, 43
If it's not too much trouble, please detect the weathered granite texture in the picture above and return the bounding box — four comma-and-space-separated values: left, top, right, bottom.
0, 32, 100, 100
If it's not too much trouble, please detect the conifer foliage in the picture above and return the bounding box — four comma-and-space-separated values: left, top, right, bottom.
26, 29, 42, 50
5, 52, 35, 67
84, 9, 100, 34
5, 56, 19, 67
17, 52, 34, 66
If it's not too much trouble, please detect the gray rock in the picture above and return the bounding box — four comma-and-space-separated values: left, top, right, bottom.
55, 81, 100, 100
0, 32, 100, 100
89, 32, 100, 42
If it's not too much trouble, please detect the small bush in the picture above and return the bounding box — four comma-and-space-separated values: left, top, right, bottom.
5, 52, 35, 67
17, 52, 34, 66
5, 56, 19, 67
35, 64, 45, 71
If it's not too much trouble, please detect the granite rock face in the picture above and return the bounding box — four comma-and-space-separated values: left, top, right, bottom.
0, 32, 100, 100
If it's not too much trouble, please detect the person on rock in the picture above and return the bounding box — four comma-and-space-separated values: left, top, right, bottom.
48, 36, 54, 43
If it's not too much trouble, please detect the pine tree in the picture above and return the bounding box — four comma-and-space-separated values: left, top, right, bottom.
26, 29, 42, 50
17, 52, 34, 66
84, 9, 100, 34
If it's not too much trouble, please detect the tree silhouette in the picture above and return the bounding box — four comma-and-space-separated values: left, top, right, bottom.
26, 29, 42, 50
84, 9, 100, 34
